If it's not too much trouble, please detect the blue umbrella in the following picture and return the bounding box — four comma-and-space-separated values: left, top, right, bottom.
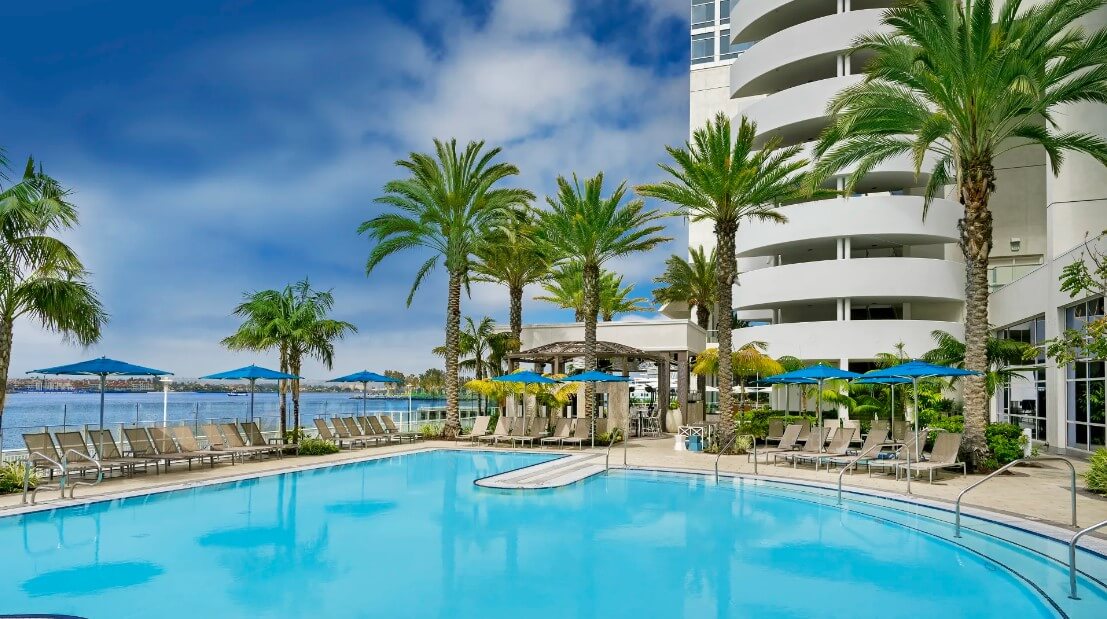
855, 374, 912, 445
858, 360, 980, 492
761, 374, 816, 424
328, 370, 402, 417
561, 370, 630, 451
200, 365, 301, 423
28, 357, 172, 469
765, 364, 861, 452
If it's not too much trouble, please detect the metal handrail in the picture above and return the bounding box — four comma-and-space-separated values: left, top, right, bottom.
954, 456, 1077, 537
714, 434, 737, 483
62, 449, 104, 498
1069, 518, 1107, 600
23, 452, 66, 505
837, 440, 889, 505
604, 426, 620, 471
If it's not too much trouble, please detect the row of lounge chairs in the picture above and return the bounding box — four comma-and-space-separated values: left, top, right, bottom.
312, 415, 421, 449
461, 416, 599, 449
765, 419, 912, 447
754, 422, 967, 482
22, 422, 285, 478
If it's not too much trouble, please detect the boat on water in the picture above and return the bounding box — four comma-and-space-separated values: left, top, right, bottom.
226, 392, 248, 397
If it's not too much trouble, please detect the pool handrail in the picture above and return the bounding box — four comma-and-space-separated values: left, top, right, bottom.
62, 448, 103, 498
954, 456, 1077, 537
714, 433, 756, 482
23, 452, 65, 505
1069, 518, 1107, 600
836, 439, 890, 505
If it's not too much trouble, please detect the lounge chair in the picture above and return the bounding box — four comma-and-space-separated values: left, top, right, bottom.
201, 423, 270, 460
313, 418, 355, 449
357, 416, 398, 444
23, 433, 77, 479
793, 427, 856, 470
751, 424, 803, 462
478, 417, 514, 445
171, 426, 234, 465
148, 426, 221, 470
368, 415, 416, 443
765, 419, 785, 445
507, 417, 544, 448
220, 423, 280, 458
795, 420, 812, 441
55, 431, 143, 476
126, 427, 210, 471
241, 421, 287, 454
825, 428, 889, 473
772, 427, 831, 468
559, 418, 592, 450
892, 420, 908, 442
866, 431, 923, 477
88, 429, 162, 473
380, 415, 421, 442
332, 417, 378, 448
898, 432, 966, 483
540, 418, 572, 447
842, 420, 862, 445
869, 419, 889, 439
460, 416, 491, 442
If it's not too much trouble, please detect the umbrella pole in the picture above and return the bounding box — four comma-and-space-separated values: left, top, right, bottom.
907, 377, 919, 494
362, 381, 368, 418
97, 374, 106, 468
249, 378, 256, 424
817, 379, 824, 454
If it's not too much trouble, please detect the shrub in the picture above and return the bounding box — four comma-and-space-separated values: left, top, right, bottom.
1085, 449, 1107, 495
0, 462, 39, 494
925, 415, 964, 448
595, 428, 623, 446
284, 427, 306, 444
488, 413, 500, 432
297, 438, 340, 456
419, 423, 447, 439
985, 422, 1026, 468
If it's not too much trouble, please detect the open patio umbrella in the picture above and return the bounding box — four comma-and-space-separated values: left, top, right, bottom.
200, 365, 300, 423
855, 374, 911, 444
762, 375, 817, 424
859, 360, 979, 493
328, 371, 402, 417
28, 357, 172, 471
561, 370, 631, 452
764, 364, 861, 453
491, 371, 557, 442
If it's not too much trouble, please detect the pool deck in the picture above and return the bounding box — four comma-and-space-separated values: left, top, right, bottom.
2, 436, 1105, 542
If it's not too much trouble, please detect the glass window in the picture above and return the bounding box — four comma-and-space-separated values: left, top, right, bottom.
720, 0, 731, 23
718, 29, 752, 60
692, 1, 715, 28
691, 32, 715, 64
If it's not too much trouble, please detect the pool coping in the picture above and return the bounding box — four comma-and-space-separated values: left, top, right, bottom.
3, 445, 1104, 560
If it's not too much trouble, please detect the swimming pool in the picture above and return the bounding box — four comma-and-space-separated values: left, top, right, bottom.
2, 450, 1105, 618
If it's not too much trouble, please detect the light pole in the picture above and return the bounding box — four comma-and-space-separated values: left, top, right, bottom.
159, 376, 173, 427
407, 382, 415, 431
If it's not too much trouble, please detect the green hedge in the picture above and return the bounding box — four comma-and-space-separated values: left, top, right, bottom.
1086, 449, 1107, 495
298, 438, 340, 456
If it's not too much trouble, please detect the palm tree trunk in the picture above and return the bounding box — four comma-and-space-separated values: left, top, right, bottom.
959, 162, 995, 469
509, 284, 523, 350
582, 263, 600, 419
444, 271, 462, 438
278, 346, 288, 442
716, 220, 737, 448
290, 355, 302, 444
0, 317, 13, 441
695, 306, 709, 406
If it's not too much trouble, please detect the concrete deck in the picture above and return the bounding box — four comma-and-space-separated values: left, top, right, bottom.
2, 436, 1105, 542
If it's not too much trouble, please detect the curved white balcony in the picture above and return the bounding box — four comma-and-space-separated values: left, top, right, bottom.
732, 319, 965, 361
735, 258, 964, 310
734, 195, 961, 257
744, 75, 862, 145
731, 1, 893, 43
730, 9, 887, 98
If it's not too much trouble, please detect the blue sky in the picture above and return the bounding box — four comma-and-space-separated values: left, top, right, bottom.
1, 0, 690, 378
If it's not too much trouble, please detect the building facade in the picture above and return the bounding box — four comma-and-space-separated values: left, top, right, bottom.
667, 0, 1107, 454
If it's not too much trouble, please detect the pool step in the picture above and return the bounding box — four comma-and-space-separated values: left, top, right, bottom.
476, 454, 606, 489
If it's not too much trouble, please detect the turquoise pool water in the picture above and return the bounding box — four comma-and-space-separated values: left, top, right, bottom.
2, 450, 1105, 618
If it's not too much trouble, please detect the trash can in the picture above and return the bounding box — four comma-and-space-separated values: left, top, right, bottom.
674, 434, 686, 451
688, 434, 702, 452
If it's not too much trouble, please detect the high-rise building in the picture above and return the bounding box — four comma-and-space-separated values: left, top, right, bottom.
667, 1, 1107, 454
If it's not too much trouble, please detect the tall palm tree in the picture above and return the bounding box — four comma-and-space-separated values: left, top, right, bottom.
224, 280, 356, 441
432, 316, 517, 413
361, 139, 533, 438
535, 265, 649, 321
811, 0, 1107, 467
637, 114, 815, 446
472, 206, 549, 352
692, 342, 784, 412
0, 157, 107, 427
923, 330, 1037, 397
653, 245, 716, 330
535, 173, 670, 419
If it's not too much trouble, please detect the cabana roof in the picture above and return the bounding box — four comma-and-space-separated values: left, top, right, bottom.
508, 340, 657, 364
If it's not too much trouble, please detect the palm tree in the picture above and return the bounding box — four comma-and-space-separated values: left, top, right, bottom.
472, 207, 549, 353
0, 157, 107, 427
535, 173, 670, 419
812, 0, 1107, 467
653, 245, 716, 330
433, 316, 517, 413
637, 114, 816, 446
361, 139, 533, 438
224, 280, 356, 441
535, 265, 649, 321
692, 342, 784, 412
923, 330, 1037, 397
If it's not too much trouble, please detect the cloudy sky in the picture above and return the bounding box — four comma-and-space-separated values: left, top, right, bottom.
1, 0, 690, 379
